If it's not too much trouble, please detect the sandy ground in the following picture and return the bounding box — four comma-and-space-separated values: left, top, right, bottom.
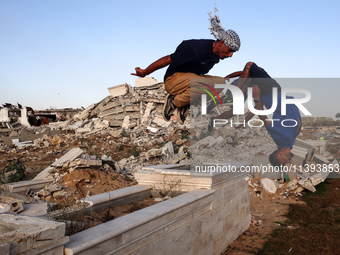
60, 168, 136, 200
224, 184, 305, 254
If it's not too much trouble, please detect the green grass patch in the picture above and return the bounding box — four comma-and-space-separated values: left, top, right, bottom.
258, 179, 340, 255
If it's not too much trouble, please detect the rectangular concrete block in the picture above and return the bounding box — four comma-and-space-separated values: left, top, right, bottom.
65, 167, 250, 255
65, 189, 214, 255
34, 147, 83, 180
0, 179, 54, 193
0, 215, 67, 255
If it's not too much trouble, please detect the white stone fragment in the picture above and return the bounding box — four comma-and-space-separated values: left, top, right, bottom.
260, 178, 277, 194
147, 126, 158, 133
122, 116, 131, 129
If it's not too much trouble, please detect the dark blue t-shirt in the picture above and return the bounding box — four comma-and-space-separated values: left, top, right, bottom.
164, 39, 220, 81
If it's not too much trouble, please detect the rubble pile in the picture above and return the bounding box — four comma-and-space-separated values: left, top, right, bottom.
35, 183, 67, 202
246, 159, 339, 199
74, 82, 169, 127
1, 77, 339, 207
247, 178, 305, 199
189, 104, 277, 163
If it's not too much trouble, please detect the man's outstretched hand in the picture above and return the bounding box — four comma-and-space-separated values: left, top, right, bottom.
131, 67, 147, 77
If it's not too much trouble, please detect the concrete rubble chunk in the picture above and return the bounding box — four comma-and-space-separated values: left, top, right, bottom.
162, 141, 175, 157
0, 196, 24, 214
260, 178, 277, 194
298, 179, 316, 192
287, 179, 298, 191
107, 83, 128, 97
141, 102, 154, 124
0, 214, 68, 254
93, 118, 110, 129
122, 115, 131, 129
45, 184, 63, 193
291, 145, 308, 165
152, 116, 172, 128
53, 190, 68, 199
311, 177, 324, 186
147, 126, 158, 133
8, 199, 24, 213
69, 121, 84, 130
295, 186, 305, 193
0, 203, 11, 214
73, 104, 96, 121
101, 155, 113, 161
172, 151, 187, 164
76, 127, 92, 134
135, 77, 160, 87
34, 147, 83, 180
190, 136, 215, 150
110, 129, 122, 138
69, 158, 102, 168
36, 189, 51, 197
218, 127, 237, 137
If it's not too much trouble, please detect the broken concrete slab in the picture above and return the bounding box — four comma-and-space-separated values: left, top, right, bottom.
36, 189, 51, 197
0, 179, 54, 193
107, 83, 128, 97
298, 179, 316, 192
291, 145, 308, 165
19, 201, 49, 217
0, 214, 68, 255
68, 158, 102, 168
135, 77, 160, 87
69, 121, 84, 130
11, 139, 33, 148
294, 138, 317, 160
34, 147, 83, 180
152, 116, 172, 128
73, 104, 96, 121
76, 127, 92, 134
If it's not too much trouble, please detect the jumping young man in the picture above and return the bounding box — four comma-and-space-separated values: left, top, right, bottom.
209, 62, 302, 166
132, 11, 241, 124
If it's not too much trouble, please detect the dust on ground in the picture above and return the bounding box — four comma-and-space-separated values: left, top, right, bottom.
59, 168, 137, 201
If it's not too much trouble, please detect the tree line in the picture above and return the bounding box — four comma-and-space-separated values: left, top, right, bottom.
302, 115, 340, 127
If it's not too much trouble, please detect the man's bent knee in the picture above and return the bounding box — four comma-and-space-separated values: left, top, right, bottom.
174, 97, 189, 108
245, 61, 255, 71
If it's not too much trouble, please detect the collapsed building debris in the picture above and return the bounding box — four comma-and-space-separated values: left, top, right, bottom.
0, 103, 82, 129
0, 77, 339, 217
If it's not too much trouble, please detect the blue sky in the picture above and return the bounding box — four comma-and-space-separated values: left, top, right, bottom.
0, 0, 339, 117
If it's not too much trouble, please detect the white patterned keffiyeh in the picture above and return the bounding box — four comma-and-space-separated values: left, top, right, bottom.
208, 10, 241, 52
